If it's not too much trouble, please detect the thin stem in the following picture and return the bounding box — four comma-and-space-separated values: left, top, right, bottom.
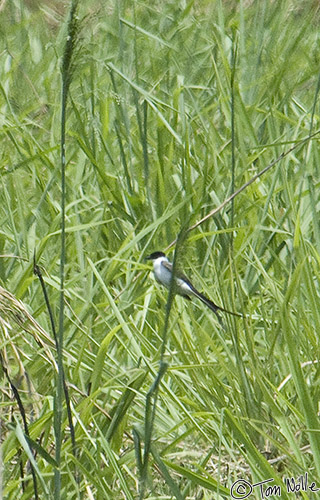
55, 1, 79, 496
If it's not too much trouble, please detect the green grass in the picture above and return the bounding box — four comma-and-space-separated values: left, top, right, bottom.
1, 0, 320, 498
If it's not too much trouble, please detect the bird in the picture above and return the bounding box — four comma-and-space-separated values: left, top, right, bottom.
145, 251, 241, 318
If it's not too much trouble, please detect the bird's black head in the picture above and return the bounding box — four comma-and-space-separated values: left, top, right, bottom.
145, 251, 166, 260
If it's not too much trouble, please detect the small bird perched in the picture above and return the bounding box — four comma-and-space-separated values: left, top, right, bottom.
145, 251, 241, 318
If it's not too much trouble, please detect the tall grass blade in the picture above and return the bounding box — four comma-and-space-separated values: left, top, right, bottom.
55, 1, 80, 496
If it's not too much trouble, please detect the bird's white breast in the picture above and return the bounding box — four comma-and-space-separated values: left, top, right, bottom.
153, 257, 172, 287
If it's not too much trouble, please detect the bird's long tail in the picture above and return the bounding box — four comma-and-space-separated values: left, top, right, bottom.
191, 288, 242, 318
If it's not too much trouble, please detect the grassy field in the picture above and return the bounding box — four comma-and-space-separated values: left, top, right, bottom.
1, 0, 320, 498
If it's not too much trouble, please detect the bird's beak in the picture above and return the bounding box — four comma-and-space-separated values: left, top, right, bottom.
145, 254, 152, 261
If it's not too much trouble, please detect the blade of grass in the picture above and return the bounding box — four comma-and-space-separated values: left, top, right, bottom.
56, 1, 80, 496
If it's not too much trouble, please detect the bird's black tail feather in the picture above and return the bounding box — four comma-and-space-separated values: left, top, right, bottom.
190, 288, 242, 318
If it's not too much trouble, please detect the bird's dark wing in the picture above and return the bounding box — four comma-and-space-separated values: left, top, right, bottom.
160, 260, 192, 299
161, 260, 193, 285
161, 260, 173, 273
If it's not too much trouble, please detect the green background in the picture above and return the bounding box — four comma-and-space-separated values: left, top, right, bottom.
1, 1, 320, 498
